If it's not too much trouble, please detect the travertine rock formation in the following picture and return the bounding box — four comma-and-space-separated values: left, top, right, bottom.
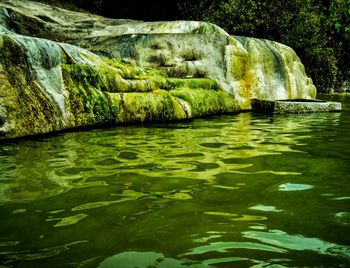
0, 0, 316, 139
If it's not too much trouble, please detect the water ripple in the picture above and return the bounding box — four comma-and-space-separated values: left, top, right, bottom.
0, 97, 349, 267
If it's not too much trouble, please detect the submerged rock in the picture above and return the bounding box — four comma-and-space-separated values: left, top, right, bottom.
0, 0, 317, 139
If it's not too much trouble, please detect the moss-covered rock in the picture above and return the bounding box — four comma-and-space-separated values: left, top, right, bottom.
0, 34, 64, 138
0, 27, 240, 140
0, 0, 319, 139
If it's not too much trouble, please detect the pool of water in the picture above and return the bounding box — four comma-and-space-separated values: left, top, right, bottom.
0, 94, 349, 267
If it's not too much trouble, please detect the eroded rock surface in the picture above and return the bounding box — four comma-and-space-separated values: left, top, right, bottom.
0, 0, 316, 139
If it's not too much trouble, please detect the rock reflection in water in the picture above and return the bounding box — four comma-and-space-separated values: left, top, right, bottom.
0, 112, 340, 204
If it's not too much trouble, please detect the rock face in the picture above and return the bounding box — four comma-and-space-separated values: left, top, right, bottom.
0, 0, 317, 140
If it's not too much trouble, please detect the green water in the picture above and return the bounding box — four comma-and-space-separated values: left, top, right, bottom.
0, 95, 349, 267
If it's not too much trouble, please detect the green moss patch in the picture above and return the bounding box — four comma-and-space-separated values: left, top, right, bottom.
165, 78, 221, 91
61, 65, 120, 126
116, 90, 187, 123
170, 88, 240, 117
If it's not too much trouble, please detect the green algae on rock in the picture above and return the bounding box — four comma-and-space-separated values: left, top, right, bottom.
0, 27, 239, 139
0, 0, 319, 139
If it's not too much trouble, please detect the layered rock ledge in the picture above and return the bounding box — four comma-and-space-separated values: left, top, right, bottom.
0, 0, 317, 140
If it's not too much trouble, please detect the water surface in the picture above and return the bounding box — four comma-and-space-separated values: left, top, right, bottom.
0, 95, 349, 267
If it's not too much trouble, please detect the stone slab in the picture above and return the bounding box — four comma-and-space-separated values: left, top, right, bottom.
251, 99, 342, 113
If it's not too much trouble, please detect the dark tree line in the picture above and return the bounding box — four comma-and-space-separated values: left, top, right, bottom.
38, 0, 349, 92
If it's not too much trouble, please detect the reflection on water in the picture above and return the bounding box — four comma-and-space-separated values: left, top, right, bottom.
0, 95, 349, 267
243, 229, 350, 259
278, 183, 314, 191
